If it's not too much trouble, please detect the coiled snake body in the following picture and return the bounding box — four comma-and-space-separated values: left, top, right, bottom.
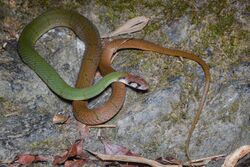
18, 9, 210, 160
17, 9, 147, 101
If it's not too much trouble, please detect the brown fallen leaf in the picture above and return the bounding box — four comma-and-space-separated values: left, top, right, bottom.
74, 140, 88, 159
14, 154, 35, 165
53, 154, 68, 165
13, 154, 48, 165
52, 139, 88, 166
98, 137, 142, 166
52, 114, 70, 124
99, 136, 138, 156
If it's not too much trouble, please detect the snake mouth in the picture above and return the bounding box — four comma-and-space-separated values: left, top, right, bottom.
118, 74, 149, 90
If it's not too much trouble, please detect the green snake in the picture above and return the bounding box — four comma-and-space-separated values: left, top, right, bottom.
17, 9, 148, 101
18, 9, 211, 161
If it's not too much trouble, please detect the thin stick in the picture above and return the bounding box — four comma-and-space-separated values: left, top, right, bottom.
184, 154, 225, 166
88, 125, 116, 128
89, 151, 181, 167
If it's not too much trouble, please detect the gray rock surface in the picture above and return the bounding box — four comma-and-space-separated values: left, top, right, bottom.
0, 0, 249, 166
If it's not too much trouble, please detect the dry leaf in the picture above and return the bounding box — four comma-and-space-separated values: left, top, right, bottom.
14, 154, 35, 165
13, 154, 48, 165
52, 139, 88, 166
52, 114, 69, 124
102, 16, 149, 38
99, 137, 138, 156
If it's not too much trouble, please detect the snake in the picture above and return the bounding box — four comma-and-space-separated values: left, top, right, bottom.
17, 8, 210, 160
17, 9, 148, 101
90, 38, 210, 160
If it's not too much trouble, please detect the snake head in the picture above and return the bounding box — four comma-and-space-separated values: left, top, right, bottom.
118, 73, 149, 90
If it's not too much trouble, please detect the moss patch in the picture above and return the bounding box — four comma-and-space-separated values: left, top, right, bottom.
97, 0, 139, 24
208, 13, 235, 37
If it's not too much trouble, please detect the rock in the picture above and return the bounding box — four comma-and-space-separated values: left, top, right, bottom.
0, 1, 249, 166
165, 16, 190, 44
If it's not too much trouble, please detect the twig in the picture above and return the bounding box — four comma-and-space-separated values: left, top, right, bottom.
183, 154, 225, 166
88, 151, 181, 167
222, 145, 250, 167
88, 125, 116, 128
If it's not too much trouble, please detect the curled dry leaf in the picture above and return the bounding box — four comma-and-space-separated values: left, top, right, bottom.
69, 139, 87, 159
102, 16, 149, 38
13, 154, 48, 165
52, 139, 88, 166
14, 154, 35, 165
52, 114, 69, 124
99, 137, 138, 156
222, 145, 250, 167
53, 154, 68, 165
